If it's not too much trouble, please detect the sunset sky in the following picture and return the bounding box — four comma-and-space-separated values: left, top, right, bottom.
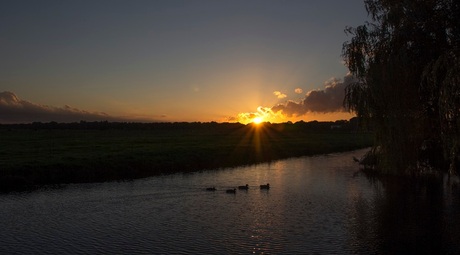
0, 0, 368, 124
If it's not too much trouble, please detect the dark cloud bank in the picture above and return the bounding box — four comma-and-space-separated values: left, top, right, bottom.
272, 74, 355, 116
0, 91, 143, 124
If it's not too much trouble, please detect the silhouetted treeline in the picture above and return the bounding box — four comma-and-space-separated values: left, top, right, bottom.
0, 117, 367, 132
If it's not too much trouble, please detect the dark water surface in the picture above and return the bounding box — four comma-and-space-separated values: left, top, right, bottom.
1, 149, 459, 254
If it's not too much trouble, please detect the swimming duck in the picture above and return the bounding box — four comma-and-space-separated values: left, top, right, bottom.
226, 188, 236, 194
238, 184, 249, 190
260, 183, 270, 189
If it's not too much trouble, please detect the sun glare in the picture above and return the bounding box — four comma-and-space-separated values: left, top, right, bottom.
235, 106, 287, 124
252, 117, 263, 124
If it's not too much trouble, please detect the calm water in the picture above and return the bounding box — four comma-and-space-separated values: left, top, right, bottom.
1, 149, 459, 254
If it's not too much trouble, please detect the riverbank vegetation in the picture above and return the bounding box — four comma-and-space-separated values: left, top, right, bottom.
0, 120, 372, 191
342, 0, 459, 176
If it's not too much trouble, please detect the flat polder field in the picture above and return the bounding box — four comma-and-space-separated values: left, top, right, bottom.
0, 121, 372, 191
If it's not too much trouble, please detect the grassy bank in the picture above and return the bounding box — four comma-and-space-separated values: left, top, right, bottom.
0, 122, 373, 191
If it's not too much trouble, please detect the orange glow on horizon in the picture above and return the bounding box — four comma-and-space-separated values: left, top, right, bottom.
234, 106, 286, 124
232, 106, 355, 124
252, 116, 263, 124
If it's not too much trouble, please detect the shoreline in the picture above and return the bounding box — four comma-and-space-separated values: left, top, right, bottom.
1, 145, 371, 193
0, 122, 373, 192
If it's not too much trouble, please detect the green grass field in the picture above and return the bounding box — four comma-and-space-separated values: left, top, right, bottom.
0, 122, 373, 191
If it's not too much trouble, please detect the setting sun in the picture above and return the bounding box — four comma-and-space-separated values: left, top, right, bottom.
252, 117, 263, 124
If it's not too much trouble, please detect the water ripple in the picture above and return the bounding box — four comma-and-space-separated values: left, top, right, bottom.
1, 149, 459, 254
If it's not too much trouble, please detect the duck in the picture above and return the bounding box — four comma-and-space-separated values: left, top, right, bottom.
260, 183, 270, 189
206, 187, 216, 191
226, 188, 236, 194
238, 184, 249, 190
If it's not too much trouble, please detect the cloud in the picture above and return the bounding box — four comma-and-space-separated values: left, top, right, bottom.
271, 74, 355, 116
231, 74, 356, 124
294, 88, 303, 94
0, 91, 151, 123
234, 106, 284, 124
273, 91, 287, 99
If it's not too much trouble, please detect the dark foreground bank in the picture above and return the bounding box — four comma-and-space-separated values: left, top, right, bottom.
0, 121, 373, 191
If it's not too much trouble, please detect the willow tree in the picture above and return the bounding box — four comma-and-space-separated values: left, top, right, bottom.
343, 0, 460, 175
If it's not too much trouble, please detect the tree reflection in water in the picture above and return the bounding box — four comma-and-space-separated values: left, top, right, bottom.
349, 174, 460, 254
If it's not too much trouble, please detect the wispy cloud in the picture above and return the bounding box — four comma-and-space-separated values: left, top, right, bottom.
0, 91, 152, 123
294, 88, 303, 94
273, 91, 287, 99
